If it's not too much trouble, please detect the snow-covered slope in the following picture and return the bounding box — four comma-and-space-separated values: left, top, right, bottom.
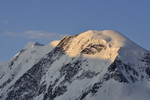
0, 30, 150, 100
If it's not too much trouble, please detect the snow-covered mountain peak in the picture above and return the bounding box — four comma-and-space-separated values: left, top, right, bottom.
0, 30, 150, 100
58, 30, 145, 60
24, 42, 44, 49
77, 30, 144, 49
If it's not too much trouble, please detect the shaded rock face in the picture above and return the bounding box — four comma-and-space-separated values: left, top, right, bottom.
5, 47, 65, 100
81, 44, 106, 55
42, 60, 82, 100
106, 60, 129, 83
74, 60, 138, 100
141, 53, 150, 79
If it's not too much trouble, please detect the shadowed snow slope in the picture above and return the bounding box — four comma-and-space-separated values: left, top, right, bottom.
0, 30, 150, 100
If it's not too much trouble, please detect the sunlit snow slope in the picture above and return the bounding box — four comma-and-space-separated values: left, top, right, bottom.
0, 30, 150, 100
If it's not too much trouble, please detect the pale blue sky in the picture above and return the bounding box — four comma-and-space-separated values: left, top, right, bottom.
0, 0, 150, 62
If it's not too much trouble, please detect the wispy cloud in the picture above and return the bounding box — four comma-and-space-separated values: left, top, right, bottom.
5, 30, 67, 40
24, 30, 66, 39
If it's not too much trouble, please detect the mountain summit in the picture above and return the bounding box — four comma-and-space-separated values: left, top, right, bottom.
0, 30, 150, 100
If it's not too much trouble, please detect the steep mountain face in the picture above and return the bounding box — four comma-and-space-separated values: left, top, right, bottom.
0, 30, 150, 100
